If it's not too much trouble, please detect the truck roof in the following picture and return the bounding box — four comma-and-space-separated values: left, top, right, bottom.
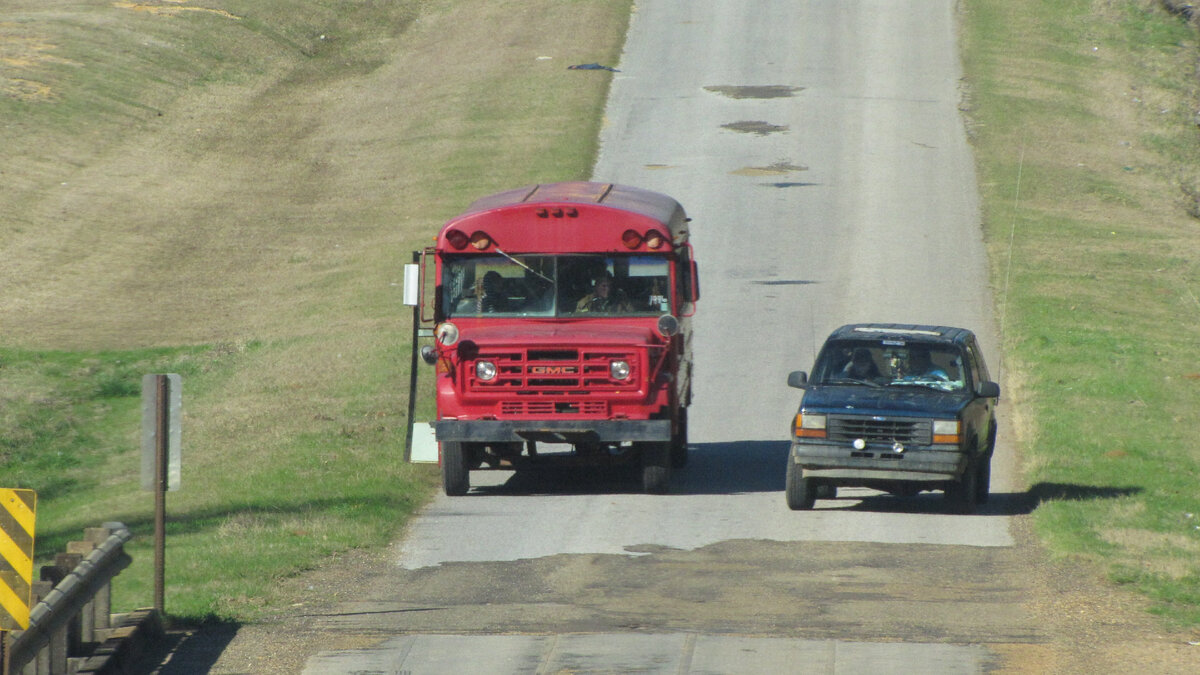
827, 323, 978, 346
445, 182, 691, 246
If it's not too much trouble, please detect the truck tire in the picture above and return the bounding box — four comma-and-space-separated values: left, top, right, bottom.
944, 457, 978, 514
785, 455, 816, 510
641, 442, 671, 494
670, 408, 689, 469
977, 454, 992, 504
441, 441, 470, 496
978, 426, 996, 504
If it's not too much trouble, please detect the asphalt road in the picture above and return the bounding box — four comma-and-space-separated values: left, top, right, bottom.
302, 0, 1026, 672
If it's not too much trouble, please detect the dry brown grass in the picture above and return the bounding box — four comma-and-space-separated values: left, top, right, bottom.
0, 0, 631, 618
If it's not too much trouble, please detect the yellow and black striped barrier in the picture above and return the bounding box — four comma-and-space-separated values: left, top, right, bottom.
0, 489, 36, 631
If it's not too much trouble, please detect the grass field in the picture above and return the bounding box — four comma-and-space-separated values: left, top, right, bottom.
2, 0, 1199, 630
963, 0, 1200, 626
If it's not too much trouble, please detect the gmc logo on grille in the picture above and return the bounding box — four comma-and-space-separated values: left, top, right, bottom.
529, 366, 577, 374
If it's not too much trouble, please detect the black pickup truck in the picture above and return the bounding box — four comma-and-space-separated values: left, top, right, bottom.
785, 324, 1000, 513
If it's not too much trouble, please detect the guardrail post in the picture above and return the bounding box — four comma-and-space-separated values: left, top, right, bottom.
65, 540, 99, 647
43, 554, 82, 661
82, 528, 112, 639
25, 581, 57, 675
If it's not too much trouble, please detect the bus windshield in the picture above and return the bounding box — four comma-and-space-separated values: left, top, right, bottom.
442, 254, 673, 318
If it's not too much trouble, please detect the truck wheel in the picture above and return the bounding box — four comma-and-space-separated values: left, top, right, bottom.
944, 457, 978, 514
641, 442, 671, 494
670, 408, 689, 469
977, 454, 992, 504
785, 454, 816, 510
441, 441, 470, 496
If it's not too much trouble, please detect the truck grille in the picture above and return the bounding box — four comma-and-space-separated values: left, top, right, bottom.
466, 348, 642, 396
827, 415, 931, 445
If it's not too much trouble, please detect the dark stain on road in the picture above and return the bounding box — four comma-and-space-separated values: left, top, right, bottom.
722, 120, 788, 136
705, 85, 803, 99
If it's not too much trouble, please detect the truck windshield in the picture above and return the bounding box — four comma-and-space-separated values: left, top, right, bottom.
442, 254, 673, 318
811, 341, 967, 392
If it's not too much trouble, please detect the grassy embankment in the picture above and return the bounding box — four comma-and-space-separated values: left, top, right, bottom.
963, 0, 1200, 627
0, 0, 631, 621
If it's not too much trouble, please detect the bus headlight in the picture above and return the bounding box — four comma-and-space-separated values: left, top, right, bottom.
475, 361, 498, 381
610, 360, 631, 380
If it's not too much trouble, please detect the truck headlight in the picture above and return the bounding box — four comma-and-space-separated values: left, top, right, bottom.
794, 412, 826, 439
475, 361, 497, 381
610, 360, 631, 380
932, 419, 960, 444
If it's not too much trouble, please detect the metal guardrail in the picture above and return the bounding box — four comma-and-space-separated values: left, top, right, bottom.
7, 522, 143, 674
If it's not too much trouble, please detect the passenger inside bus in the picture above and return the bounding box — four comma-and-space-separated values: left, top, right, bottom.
575, 273, 630, 313
443, 254, 672, 318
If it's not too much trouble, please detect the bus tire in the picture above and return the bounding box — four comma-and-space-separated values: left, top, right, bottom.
441, 441, 470, 496
670, 408, 689, 469
641, 442, 671, 494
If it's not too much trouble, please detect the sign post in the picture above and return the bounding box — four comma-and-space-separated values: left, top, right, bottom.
142, 374, 181, 614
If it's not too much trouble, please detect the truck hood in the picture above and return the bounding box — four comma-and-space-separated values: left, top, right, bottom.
801, 385, 971, 417
456, 321, 662, 347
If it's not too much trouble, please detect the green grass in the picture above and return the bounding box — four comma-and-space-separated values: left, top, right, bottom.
1, 0, 632, 623
964, 0, 1200, 626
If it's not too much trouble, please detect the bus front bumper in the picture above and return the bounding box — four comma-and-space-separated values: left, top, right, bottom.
435, 419, 671, 444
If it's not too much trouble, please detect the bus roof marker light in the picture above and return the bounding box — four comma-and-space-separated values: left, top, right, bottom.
621, 229, 643, 249
446, 229, 469, 249
469, 231, 491, 250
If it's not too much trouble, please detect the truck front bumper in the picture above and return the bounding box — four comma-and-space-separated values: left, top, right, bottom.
790, 441, 965, 482
435, 419, 671, 444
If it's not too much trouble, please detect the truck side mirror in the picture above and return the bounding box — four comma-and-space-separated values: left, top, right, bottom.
787, 371, 809, 389
976, 381, 1000, 398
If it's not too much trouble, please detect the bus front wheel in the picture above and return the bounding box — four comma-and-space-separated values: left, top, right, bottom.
442, 441, 470, 496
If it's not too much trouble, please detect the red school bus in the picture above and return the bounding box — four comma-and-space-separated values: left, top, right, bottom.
406, 182, 700, 495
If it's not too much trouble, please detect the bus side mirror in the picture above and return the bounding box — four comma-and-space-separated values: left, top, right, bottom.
403, 263, 420, 307
689, 260, 700, 302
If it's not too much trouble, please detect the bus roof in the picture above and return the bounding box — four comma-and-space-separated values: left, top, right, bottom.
446, 182, 691, 246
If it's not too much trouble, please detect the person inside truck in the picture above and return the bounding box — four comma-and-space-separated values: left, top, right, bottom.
840, 347, 881, 380
903, 346, 949, 381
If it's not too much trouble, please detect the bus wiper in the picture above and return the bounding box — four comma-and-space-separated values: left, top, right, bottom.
494, 246, 554, 284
